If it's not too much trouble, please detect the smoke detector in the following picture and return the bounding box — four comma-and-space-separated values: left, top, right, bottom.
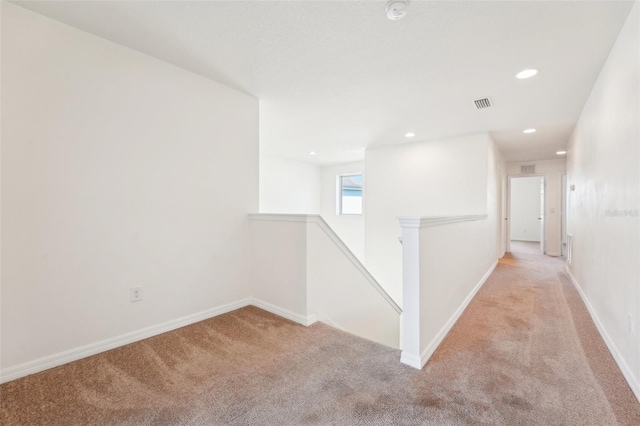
386, 1, 408, 21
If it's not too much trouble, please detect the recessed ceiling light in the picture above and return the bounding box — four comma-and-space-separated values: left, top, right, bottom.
308, 151, 317, 156
523, 128, 536, 134
516, 69, 539, 79
405, 132, 415, 138
556, 150, 567, 155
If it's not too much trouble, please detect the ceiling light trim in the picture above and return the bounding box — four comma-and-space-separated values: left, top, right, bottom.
516, 68, 539, 79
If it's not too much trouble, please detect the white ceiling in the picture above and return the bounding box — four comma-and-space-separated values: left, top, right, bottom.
13, 0, 634, 164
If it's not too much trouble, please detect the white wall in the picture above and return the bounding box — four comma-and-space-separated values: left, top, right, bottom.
259, 155, 321, 214
506, 159, 566, 256
306, 220, 399, 348
250, 218, 308, 321
320, 162, 364, 261
490, 141, 507, 261
566, 1, 640, 399
400, 137, 505, 368
1, 4, 258, 372
510, 176, 543, 242
365, 133, 490, 305
250, 214, 401, 348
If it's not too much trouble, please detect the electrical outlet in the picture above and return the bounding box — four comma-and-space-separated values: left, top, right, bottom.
628, 313, 634, 335
130, 287, 143, 302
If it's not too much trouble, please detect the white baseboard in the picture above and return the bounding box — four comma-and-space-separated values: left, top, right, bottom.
311, 310, 346, 331
0, 297, 324, 383
546, 251, 561, 257
418, 260, 498, 368
249, 298, 316, 326
0, 297, 321, 384
400, 351, 422, 369
0, 298, 253, 384
306, 313, 318, 326
565, 266, 640, 403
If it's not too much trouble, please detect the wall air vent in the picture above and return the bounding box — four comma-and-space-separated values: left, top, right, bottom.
474, 97, 493, 109
521, 164, 536, 174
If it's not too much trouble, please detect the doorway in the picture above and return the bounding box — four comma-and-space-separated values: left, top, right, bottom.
507, 176, 545, 254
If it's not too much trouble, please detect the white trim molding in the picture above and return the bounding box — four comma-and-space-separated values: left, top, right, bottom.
0, 298, 253, 384
398, 214, 488, 229
3, 213, 403, 384
400, 261, 497, 369
0, 297, 321, 384
400, 352, 422, 370
248, 213, 311, 223
565, 266, 640, 403
398, 213, 493, 370
250, 298, 317, 327
249, 213, 401, 314
310, 216, 401, 314
417, 260, 498, 368
312, 310, 345, 331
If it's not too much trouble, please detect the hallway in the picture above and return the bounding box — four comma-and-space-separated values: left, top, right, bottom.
509, 240, 544, 255
2, 248, 639, 425
425, 243, 640, 424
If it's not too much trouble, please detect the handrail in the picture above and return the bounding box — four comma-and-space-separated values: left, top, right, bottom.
249, 213, 402, 314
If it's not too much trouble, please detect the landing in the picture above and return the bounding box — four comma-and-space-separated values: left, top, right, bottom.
2, 247, 639, 424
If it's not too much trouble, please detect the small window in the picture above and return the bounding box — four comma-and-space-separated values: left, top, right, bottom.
338, 174, 363, 215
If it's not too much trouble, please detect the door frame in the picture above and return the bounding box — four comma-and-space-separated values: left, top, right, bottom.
561, 173, 567, 257
506, 174, 547, 254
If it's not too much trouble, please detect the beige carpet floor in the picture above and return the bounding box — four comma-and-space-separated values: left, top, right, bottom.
2, 244, 640, 425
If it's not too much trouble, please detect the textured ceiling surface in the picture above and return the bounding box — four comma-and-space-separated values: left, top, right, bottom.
13, 1, 635, 164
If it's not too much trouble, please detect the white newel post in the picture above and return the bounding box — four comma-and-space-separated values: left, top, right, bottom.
398, 218, 422, 369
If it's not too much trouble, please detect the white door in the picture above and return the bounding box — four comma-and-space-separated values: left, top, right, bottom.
539, 178, 545, 254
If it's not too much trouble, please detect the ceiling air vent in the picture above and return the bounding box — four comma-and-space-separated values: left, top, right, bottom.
521, 164, 536, 174
474, 97, 493, 110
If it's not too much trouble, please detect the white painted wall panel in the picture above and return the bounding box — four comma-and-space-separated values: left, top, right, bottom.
400, 138, 505, 367
307, 222, 399, 348
250, 215, 400, 348
250, 219, 308, 319
259, 156, 321, 214
566, 1, 640, 398
365, 133, 490, 306
1, 4, 258, 370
